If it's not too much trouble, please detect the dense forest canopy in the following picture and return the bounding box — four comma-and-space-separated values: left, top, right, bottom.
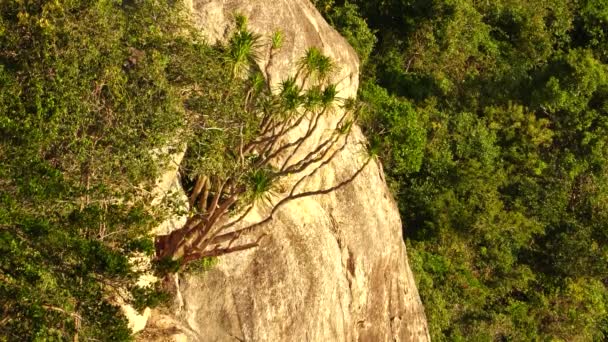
0, 0, 362, 340
2, 0, 608, 340
0, 0, 272, 339
315, 0, 608, 340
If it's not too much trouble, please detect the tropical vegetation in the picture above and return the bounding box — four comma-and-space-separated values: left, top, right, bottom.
315, 0, 608, 340
3, 0, 608, 340
0, 1, 366, 340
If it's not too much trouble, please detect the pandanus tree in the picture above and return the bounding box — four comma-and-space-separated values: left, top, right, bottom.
155, 19, 373, 271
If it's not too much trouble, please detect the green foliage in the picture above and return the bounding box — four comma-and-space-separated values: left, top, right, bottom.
247, 169, 276, 202
0, 0, 226, 339
184, 257, 219, 274
227, 21, 261, 78
359, 81, 426, 176
574, 0, 608, 61
299, 47, 335, 84
130, 283, 171, 312
153, 257, 183, 276
7, 0, 608, 339
271, 30, 284, 50
315, 1, 376, 65
314, 0, 608, 340
154, 18, 360, 272
0, 0, 360, 339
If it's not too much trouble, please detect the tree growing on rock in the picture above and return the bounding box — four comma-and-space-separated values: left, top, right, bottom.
154, 18, 373, 271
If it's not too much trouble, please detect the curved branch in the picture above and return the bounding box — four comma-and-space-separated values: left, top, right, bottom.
210, 151, 371, 246
189, 175, 207, 208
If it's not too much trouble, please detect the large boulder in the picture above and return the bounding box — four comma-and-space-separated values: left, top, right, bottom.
142, 0, 430, 341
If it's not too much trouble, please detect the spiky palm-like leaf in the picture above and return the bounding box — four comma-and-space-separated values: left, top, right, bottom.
300, 47, 323, 72
235, 14, 248, 31
247, 168, 275, 203
366, 136, 383, 159
304, 86, 323, 111
341, 97, 357, 111
315, 54, 334, 81
271, 30, 283, 50
299, 47, 335, 83
337, 120, 353, 135
321, 84, 337, 107
249, 71, 266, 94
279, 77, 303, 112
228, 29, 261, 78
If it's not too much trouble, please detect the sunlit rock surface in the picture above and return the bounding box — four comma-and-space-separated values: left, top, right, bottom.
141, 1, 429, 341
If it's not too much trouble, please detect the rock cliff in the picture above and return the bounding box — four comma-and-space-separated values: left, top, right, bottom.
141, 0, 430, 341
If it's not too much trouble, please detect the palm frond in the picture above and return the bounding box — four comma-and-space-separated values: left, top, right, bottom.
279, 77, 303, 112
321, 84, 337, 107
298, 47, 335, 83
228, 28, 261, 78
271, 30, 283, 50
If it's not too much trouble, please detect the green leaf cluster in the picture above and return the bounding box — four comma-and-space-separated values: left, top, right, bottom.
316, 0, 608, 340
0, 0, 214, 339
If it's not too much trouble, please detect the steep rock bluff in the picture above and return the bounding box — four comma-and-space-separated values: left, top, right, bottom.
142, 0, 430, 341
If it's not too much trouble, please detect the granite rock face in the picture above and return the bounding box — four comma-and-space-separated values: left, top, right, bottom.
142, 1, 430, 341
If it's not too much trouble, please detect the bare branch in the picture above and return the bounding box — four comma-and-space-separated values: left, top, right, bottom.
183, 236, 264, 264
255, 109, 320, 169
189, 175, 207, 208
210, 146, 370, 246
42, 305, 83, 322
243, 110, 307, 154
254, 157, 372, 228
197, 177, 210, 212
280, 108, 324, 170
155, 45, 369, 270
206, 178, 226, 220
278, 108, 352, 176
221, 203, 255, 230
